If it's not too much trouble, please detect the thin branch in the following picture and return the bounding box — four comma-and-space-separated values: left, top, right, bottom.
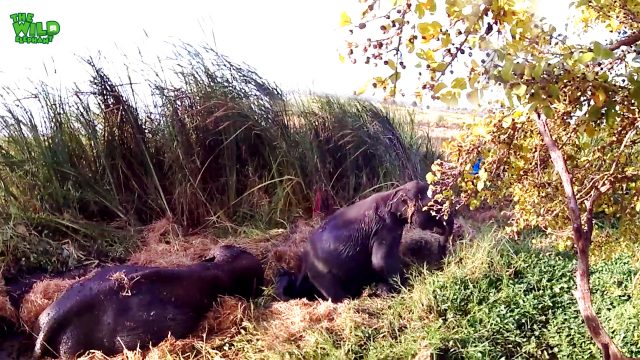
435, 4, 491, 83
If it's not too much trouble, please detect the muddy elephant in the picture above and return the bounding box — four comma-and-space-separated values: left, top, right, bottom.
277, 180, 454, 302
33, 244, 264, 360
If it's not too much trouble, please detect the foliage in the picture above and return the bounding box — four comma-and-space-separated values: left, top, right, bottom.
0, 44, 438, 275
341, 0, 640, 242
174, 229, 640, 360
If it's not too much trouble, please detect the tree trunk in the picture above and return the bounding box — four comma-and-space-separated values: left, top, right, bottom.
535, 113, 634, 360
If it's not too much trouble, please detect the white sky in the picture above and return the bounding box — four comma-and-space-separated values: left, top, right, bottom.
0, 0, 597, 106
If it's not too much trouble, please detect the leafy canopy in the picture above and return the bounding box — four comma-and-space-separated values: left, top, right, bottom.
341, 0, 640, 245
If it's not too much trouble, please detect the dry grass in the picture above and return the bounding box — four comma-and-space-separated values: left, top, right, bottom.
19, 277, 83, 331
0, 277, 18, 323
10, 214, 478, 359
126, 217, 317, 283
247, 298, 373, 352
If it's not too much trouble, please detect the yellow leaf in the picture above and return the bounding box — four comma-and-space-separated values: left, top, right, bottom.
441, 33, 451, 47
635, 201, 640, 212
433, 62, 447, 72
478, 168, 488, 181
425, 0, 436, 12
472, 125, 490, 138
415, 91, 424, 103
451, 77, 467, 90
415, 2, 426, 18
355, 82, 369, 96
417, 21, 442, 42
340, 11, 352, 27
469, 73, 479, 88
417, 49, 435, 61
339, 54, 345, 63
585, 123, 596, 138
433, 82, 447, 94
593, 88, 606, 107
426, 172, 436, 183
468, 35, 478, 48
477, 179, 485, 191
407, 41, 415, 53
387, 59, 397, 71
578, 52, 594, 64
466, 89, 479, 105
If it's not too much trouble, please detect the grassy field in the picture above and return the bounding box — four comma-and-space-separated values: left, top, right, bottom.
0, 43, 639, 360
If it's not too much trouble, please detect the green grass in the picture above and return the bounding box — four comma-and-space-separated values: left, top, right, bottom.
204, 227, 639, 360
0, 43, 439, 276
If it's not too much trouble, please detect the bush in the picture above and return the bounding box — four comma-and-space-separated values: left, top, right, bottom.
411, 235, 640, 359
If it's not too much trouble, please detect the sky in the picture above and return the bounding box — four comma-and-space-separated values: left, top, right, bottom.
0, 0, 590, 107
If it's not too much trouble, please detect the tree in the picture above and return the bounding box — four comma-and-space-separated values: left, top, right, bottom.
341, 0, 640, 359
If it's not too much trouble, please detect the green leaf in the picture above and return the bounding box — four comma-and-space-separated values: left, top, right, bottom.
542, 106, 554, 119
631, 82, 640, 106
593, 41, 614, 60
605, 105, 617, 126
501, 58, 514, 81
587, 104, 602, 120
548, 84, 560, 99
513, 83, 527, 97
577, 52, 595, 64
387, 59, 397, 71
533, 60, 545, 79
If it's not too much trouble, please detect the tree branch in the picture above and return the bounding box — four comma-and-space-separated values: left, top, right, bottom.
535, 111, 631, 360
608, 31, 640, 51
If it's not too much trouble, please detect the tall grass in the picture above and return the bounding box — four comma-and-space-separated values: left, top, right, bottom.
0, 43, 439, 275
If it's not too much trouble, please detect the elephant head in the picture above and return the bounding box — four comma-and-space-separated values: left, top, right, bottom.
387, 180, 454, 237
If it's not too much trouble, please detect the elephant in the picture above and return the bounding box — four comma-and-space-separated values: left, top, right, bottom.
277, 180, 454, 302
33, 244, 264, 360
